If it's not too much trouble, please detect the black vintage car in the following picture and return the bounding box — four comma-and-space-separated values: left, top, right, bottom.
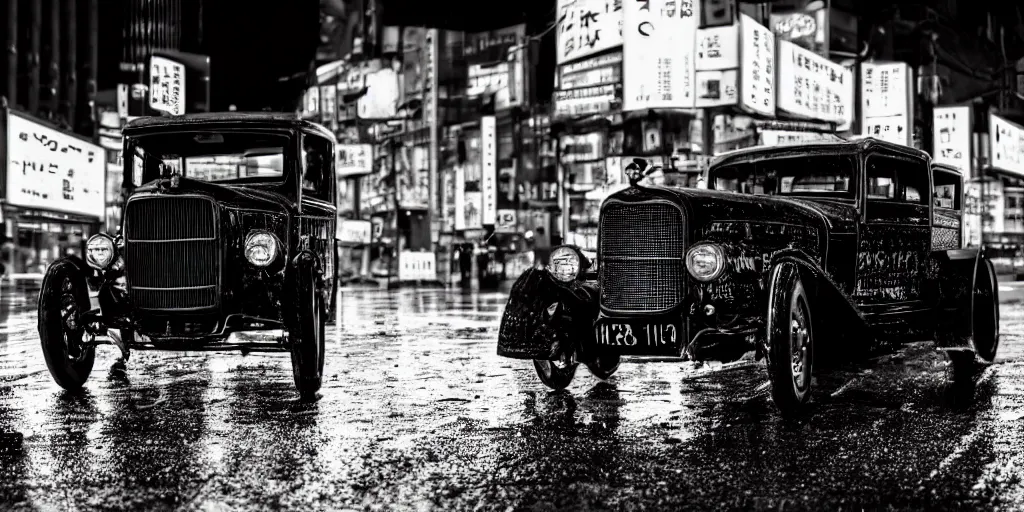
497, 138, 999, 415
37, 113, 338, 399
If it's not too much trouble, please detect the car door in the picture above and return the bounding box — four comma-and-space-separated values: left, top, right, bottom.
931, 165, 964, 251
853, 153, 933, 305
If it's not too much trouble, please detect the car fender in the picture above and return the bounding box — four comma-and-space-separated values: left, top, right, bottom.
497, 267, 598, 361
931, 248, 999, 355
291, 250, 328, 316
38, 256, 92, 316
768, 249, 871, 338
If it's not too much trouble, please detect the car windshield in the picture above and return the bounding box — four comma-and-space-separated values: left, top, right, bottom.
128, 130, 291, 186
709, 155, 857, 198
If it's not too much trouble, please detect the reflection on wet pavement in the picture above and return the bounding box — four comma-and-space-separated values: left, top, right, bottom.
0, 284, 1022, 510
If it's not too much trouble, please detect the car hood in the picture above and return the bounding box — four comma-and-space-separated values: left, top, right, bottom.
132, 176, 295, 213
607, 185, 859, 234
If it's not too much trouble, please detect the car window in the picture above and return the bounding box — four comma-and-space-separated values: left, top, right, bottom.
710, 155, 855, 198
933, 169, 962, 210
302, 134, 332, 201
866, 156, 928, 205
129, 131, 291, 185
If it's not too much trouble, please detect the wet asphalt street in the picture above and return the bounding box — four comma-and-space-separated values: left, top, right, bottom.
0, 282, 1022, 511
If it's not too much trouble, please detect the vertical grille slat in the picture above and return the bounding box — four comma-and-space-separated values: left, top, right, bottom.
124, 196, 219, 310
599, 201, 685, 312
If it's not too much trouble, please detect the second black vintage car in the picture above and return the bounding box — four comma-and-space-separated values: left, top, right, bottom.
37, 113, 338, 399
497, 138, 1000, 416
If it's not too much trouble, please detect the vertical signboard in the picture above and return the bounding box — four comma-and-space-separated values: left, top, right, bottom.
481, 116, 498, 225
776, 40, 853, 126
739, 14, 775, 117
860, 62, 912, 146
425, 29, 440, 244
933, 106, 972, 173
149, 56, 185, 115
454, 166, 466, 230
990, 114, 1024, 178
557, 0, 624, 64
623, 0, 700, 111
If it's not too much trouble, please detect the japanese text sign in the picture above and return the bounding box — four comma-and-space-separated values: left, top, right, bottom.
623, 0, 699, 111
5, 111, 105, 219
149, 56, 185, 116
991, 114, 1024, 177
557, 0, 624, 64
337, 144, 373, 177
776, 40, 853, 125
932, 106, 971, 173
739, 14, 775, 116
481, 116, 498, 225
860, 62, 912, 146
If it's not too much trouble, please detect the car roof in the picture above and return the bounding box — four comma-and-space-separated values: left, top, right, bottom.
710, 137, 931, 169
123, 112, 337, 142
931, 162, 965, 175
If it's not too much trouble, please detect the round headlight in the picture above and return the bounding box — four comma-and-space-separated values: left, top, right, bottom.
245, 231, 279, 267
685, 243, 726, 282
549, 246, 581, 283
86, 234, 115, 270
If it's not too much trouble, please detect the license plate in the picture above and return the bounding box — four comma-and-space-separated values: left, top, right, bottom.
595, 321, 680, 350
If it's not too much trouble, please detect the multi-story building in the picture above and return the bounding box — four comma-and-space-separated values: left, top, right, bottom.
1, 0, 105, 276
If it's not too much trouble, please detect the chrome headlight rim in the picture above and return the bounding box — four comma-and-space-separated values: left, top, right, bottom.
685, 243, 726, 282
244, 229, 281, 268
85, 233, 116, 270
549, 245, 583, 283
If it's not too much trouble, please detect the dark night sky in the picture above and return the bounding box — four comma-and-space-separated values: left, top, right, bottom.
97, 0, 321, 112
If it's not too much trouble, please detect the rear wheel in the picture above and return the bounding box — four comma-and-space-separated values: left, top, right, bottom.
38, 262, 95, 390
973, 260, 1000, 363
533, 352, 578, 391
766, 264, 814, 416
290, 263, 326, 401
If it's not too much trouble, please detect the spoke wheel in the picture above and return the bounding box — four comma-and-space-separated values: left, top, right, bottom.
290, 262, 326, 401
533, 351, 578, 391
39, 264, 96, 390
767, 263, 814, 416
586, 354, 621, 381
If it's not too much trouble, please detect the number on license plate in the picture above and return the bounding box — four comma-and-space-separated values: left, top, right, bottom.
596, 322, 677, 347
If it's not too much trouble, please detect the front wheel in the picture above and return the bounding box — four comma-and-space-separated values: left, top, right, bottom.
586, 354, 621, 380
766, 263, 814, 416
533, 352, 578, 391
290, 263, 327, 401
38, 261, 96, 390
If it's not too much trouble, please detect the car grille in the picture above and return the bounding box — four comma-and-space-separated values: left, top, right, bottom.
599, 200, 686, 312
123, 196, 220, 310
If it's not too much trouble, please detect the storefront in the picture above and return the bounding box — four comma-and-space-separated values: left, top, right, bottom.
2, 109, 105, 276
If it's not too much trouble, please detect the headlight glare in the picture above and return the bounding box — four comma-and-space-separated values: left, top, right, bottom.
685, 243, 726, 282
549, 246, 581, 283
86, 234, 115, 270
245, 230, 279, 267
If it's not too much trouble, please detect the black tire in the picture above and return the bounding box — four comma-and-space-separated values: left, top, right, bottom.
766, 263, 814, 416
973, 260, 1000, 363
38, 261, 95, 390
290, 262, 326, 401
586, 354, 621, 380
533, 352, 578, 391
